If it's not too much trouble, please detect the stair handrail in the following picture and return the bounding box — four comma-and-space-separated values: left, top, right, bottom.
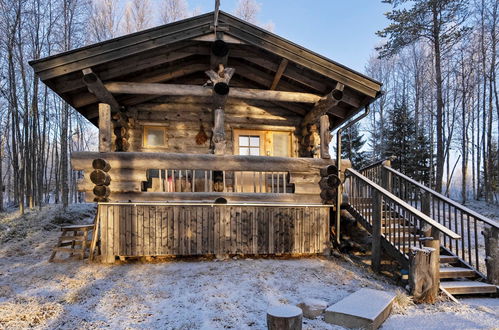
346, 168, 461, 239
382, 166, 499, 229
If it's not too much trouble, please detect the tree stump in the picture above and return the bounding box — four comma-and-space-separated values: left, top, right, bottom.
267, 305, 302, 330
409, 246, 438, 303
483, 226, 499, 285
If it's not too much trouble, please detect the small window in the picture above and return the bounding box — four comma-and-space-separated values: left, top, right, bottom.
143, 126, 166, 147
239, 135, 261, 156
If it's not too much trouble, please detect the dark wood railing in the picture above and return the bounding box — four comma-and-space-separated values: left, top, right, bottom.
359, 160, 498, 278
345, 168, 460, 266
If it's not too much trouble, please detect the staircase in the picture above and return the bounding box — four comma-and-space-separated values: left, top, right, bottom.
343, 161, 498, 297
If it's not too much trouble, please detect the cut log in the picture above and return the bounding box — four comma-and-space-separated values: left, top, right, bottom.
319, 114, 331, 159
326, 174, 341, 188
82, 68, 120, 112
92, 158, 111, 172
320, 165, 338, 177
93, 185, 111, 197
302, 82, 345, 126
409, 246, 438, 303
90, 170, 111, 186
320, 189, 336, 201
267, 305, 302, 330
483, 226, 499, 285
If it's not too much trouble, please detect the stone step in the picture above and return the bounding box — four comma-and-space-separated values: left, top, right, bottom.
440, 255, 459, 264
439, 267, 476, 279
324, 288, 396, 330
440, 281, 497, 295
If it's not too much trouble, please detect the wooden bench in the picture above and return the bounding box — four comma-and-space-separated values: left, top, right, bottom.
49, 224, 94, 262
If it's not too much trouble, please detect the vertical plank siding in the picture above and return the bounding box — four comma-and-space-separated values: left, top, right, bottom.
98, 204, 330, 259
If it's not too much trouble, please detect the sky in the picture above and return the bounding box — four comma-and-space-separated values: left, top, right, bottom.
151, 0, 392, 73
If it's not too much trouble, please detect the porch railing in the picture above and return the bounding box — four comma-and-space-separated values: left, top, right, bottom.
359, 160, 499, 278
72, 152, 331, 203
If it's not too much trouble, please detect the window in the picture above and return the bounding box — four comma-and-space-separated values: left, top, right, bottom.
143, 126, 166, 148
238, 135, 261, 156
233, 129, 293, 157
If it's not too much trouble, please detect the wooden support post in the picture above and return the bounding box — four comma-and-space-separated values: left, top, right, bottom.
421, 192, 431, 217
319, 114, 331, 159
212, 108, 226, 155
381, 159, 392, 192
99, 103, 112, 152
483, 226, 499, 285
371, 190, 382, 272
270, 58, 289, 90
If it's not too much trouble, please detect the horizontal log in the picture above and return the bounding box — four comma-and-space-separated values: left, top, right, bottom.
289, 172, 321, 184
293, 183, 321, 195
104, 81, 321, 104
105, 192, 323, 204
72, 152, 334, 173
78, 179, 142, 192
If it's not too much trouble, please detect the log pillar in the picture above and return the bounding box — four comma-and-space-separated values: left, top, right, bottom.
267, 305, 302, 330
319, 114, 331, 159
99, 103, 112, 152
206, 65, 234, 155
483, 226, 499, 285
371, 190, 382, 272
409, 246, 438, 303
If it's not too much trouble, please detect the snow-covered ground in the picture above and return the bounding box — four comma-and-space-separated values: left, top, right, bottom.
0, 203, 498, 329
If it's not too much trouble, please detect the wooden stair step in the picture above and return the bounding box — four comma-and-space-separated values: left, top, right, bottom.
440, 255, 459, 264
439, 267, 476, 279
58, 235, 86, 241
440, 281, 497, 295
382, 226, 414, 234
52, 247, 85, 254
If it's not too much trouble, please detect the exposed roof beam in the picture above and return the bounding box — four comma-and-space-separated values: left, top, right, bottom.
302, 82, 344, 126
82, 68, 121, 113
104, 81, 322, 103
270, 58, 288, 90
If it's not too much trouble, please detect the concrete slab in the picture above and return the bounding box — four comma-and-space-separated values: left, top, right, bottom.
324, 288, 396, 330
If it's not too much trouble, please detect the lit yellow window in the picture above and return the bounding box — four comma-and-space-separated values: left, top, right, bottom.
143, 126, 167, 147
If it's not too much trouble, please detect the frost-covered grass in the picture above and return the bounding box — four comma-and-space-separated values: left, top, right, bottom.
0, 203, 497, 329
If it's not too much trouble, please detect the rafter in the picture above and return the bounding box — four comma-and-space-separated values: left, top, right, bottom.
270, 58, 288, 90
302, 82, 344, 126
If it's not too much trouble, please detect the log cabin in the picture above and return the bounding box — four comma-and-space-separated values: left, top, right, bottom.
29, 11, 383, 263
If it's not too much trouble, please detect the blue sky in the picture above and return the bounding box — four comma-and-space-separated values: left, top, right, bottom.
182, 0, 392, 73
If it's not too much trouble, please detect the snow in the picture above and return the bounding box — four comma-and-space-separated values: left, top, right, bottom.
267, 305, 302, 318
0, 203, 498, 329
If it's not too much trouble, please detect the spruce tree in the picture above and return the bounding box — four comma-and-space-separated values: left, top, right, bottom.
341, 123, 367, 169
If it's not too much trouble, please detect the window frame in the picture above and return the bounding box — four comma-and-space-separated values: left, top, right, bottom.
143, 125, 167, 148
233, 129, 293, 157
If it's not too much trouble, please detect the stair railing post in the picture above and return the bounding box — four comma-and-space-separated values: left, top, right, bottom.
423, 226, 440, 303
371, 190, 382, 272
483, 226, 499, 285
421, 192, 431, 217
381, 159, 392, 192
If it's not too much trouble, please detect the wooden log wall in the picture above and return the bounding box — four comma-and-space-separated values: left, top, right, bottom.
98, 203, 330, 261
126, 97, 303, 154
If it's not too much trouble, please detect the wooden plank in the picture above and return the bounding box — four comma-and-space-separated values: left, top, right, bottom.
98, 104, 112, 152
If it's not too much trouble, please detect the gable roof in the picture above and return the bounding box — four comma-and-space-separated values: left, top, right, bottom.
29, 11, 382, 128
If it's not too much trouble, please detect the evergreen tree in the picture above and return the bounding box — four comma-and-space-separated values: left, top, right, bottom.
383, 102, 431, 184
341, 123, 367, 169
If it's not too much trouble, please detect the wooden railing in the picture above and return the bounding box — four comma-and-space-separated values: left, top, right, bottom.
146, 169, 290, 194
72, 152, 331, 203
359, 160, 499, 278
345, 168, 460, 267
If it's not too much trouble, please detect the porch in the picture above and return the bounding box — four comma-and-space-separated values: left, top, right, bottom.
71, 152, 337, 262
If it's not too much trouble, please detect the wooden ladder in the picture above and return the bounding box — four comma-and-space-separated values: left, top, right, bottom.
49, 224, 94, 262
